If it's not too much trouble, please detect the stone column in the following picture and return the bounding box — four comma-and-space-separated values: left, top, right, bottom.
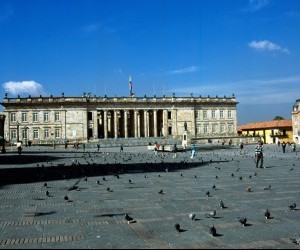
114, 110, 119, 138
144, 110, 148, 137
124, 110, 128, 138
163, 109, 168, 137
153, 109, 158, 137
137, 111, 141, 138
104, 110, 108, 139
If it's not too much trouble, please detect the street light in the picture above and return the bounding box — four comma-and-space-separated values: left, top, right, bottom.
0, 114, 6, 153
16, 121, 20, 142
24, 126, 29, 147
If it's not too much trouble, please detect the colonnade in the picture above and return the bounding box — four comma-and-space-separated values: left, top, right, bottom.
95, 109, 166, 139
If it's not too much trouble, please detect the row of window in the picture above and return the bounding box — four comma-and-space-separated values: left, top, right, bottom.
195, 110, 233, 119
195, 124, 234, 134
10, 128, 61, 140
10, 112, 60, 123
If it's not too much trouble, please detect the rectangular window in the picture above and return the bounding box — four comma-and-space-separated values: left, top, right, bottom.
212, 110, 216, 119
22, 113, 28, 122
10, 113, 16, 122
44, 112, 49, 122
228, 110, 232, 119
212, 124, 217, 133
228, 124, 233, 133
54, 112, 60, 122
33, 129, 39, 139
195, 111, 199, 119
220, 124, 225, 133
11, 130, 17, 140
55, 129, 60, 138
203, 111, 208, 119
196, 125, 200, 134
44, 128, 50, 139
203, 124, 208, 134
220, 110, 224, 119
33, 113, 39, 122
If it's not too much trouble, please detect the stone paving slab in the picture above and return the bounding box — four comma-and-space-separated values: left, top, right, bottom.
0, 144, 300, 249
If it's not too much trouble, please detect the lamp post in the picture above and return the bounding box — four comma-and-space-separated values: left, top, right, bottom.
24, 126, 29, 147
16, 121, 20, 142
0, 114, 6, 153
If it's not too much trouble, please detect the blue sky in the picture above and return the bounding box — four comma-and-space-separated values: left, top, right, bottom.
1, 0, 300, 125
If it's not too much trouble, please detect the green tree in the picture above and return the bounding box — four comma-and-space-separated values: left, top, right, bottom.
273, 116, 285, 120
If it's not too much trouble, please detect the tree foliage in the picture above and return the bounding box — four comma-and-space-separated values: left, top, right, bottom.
273, 116, 285, 120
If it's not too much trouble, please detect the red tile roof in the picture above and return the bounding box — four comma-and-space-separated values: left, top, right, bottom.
238, 120, 292, 131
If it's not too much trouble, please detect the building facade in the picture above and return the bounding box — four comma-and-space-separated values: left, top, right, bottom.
1, 95, 238, 145
292, 99, 300, 144
237, 120, 293, 144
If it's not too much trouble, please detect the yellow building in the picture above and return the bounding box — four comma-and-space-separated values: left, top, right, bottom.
237, 120, 293, 144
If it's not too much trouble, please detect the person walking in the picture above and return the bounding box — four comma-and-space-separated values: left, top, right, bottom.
292, 142, 296, 152
191, 144, 196, 159
255, 141, 263, 168
282, 141, 286, 153
120, 144, 123, 153
16, 141, 22, 155
239, 142, 244, 154
172, 143, 178, 158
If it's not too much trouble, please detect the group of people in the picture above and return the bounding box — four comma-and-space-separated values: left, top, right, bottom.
153, 142, 197, 159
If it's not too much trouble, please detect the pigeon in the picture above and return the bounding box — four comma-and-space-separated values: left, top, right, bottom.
194, 175, 197, 178
43, 182, 47, 187
174, 223, 181, 233
189, 213, 196, 220
219, 200, 225, 209
205, 191, 210, 199
158, 189, 164, 194
215, 175, 218, 179
102, 177, 106, 181
264, 209, 271, 219
107, 187, 113, 192
237, 217, 247, 226
84, 176, 87, 181
125, 213, 135, 224
205, 210, 216, 218
180, 173, 183, 177
212, 184, 216, 190
246, 186, 252, 192
158, 174, 161, 177
46, 190, 50, 197
289, 203, 296, 210
263, 185, 271, 191
209, 225, 217, 236
64, 195, 69, 201
290, 237, 300, 245
231, 173, 234, 177
97, 180, 100, 185
128, 179, 132, 184
239, 176, 243, 181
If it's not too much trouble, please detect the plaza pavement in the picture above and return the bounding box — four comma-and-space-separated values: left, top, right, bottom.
0, 143, 299, 249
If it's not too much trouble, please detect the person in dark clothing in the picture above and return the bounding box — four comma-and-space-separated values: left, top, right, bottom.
255, 141, 263, 168
282, 141, 286, 153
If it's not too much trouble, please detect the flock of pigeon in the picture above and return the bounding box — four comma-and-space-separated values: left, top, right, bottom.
35, 145, 300, 247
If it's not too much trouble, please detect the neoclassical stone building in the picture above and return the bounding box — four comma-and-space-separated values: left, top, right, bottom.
1, 94, 238, 144
292, 99, 300, 144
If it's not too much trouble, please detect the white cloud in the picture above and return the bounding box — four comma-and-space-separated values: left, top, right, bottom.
2, 81, 46, 97
168, 66, 199, 74
81, 22, 116, 34
248, 40, 289, 54
169, 75, 300, 105
248, 0, 271, 11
